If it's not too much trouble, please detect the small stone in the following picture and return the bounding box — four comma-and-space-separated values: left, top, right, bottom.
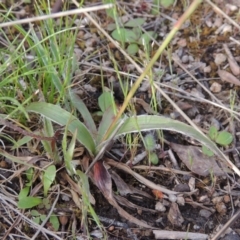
210, 82, 222, 93
214, 53, 227, 66
199, 209, 212, 219
168, 194, 177, 203
216, 202, 227, 215
204, 66, 211, 73
174, 184, 190, 192
155, 202, 166, 212
182, 55, 189, 63
224, 195, 230, 203
193, 224, 201, 230
208, 221, 214, 230
226, 4, 238, 12
177, 196, 185, 206
188, 55, 194, 62
212, 196, 223, 204
108, 226, 114, 231
199, 195, 210, 203
177, 38, 187, 47
205, 19, 212, 27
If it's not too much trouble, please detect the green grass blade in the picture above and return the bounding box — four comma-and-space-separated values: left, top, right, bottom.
69, 91, 97, 137
116, 115, 228, 164
25, 102, 96, 156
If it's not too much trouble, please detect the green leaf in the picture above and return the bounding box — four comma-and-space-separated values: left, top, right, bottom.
149, 152, 159, 165
116, 115, 228, 162
216, 131, 233, 146
50, 215, 60, 231
161, 0, 174, 7
98, 91, 116, 113
18, 187, 30, 199
18, 197, 42, 209
151, 0, 160, 14
43, 165, 56, 197
125, 18, 145, 27
25, 102, 96, 156
144, 134, 156, 152
202, 145, 214, 157
40, 214, 47, 221
69, 91, 97, 137
132, 27, 142, 39
103, 0, 117, 19
208, 126, 218, 140
33, 216, 40, 224
127, 43, 139, 55
31, 210, 40, 217
107, 23, 117, 31
25, 168, 34, 185
63, 128, 78, 176
97, 107, 116, 145
139, 31, 156, 45
111, 28, 138, 43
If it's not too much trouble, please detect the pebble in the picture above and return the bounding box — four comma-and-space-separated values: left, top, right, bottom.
210, 82, 222, 93
182, 55, 189, 63
199, 209, 212, 219
212, 196, 223, 204
177, 196, 185, 206
193, 224, 201, 230
168, 194, 177, 203
204, 65, 211, 73
214, 53, 227, 66
155, 202, 166, 212
216, 202, 227, 215
224, 195, 230, 203
174, 183, 190, 192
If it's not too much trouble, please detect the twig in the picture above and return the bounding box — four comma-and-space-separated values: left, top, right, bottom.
210, 208, 240, 240
153, 230, 208, 239
0, 4, 114, 28
0, 193, 62, 240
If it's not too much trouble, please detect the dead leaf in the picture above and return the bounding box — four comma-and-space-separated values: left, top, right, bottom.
228, 57, 240, 76
92, 161, 153, 228
111, 171, 153, 199
167, 203, 184, 227
105, 158, 178, 195
176, 100, 192, 111
223, 44, 240, 76
218, 69, 240, 86
171, 143, 228, 176
133, 98, 157, 114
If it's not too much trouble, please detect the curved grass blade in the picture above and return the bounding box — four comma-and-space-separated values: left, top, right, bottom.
26, 102, 96, 156
116, 115, 239, 176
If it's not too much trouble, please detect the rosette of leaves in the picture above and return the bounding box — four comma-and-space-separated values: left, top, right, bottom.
202, 126, 233, 157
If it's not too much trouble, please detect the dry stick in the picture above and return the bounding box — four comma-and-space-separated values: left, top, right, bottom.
153, 230, 208, 240
0, 4, 113, 28
210, 208, 240, 240
0, 194, 62, 240
2, 215, 23, 240
205, 0, 240, 31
